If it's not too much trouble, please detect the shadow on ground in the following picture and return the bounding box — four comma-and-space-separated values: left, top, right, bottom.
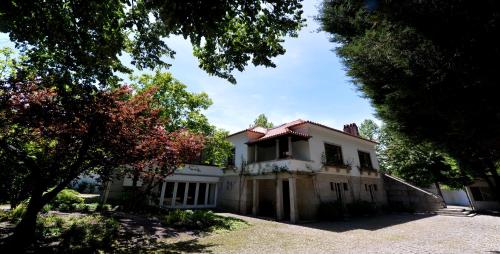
299, 213, 436, 233
110, 212, 217, 253
112, 238, 216, 254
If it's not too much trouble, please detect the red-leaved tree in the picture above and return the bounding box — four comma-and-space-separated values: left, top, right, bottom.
0, 80, 204, 247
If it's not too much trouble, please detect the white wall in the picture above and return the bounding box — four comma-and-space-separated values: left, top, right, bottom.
307, 125, 379, 176
441, 189, 470, 206
226, 124, 379, 178
228, 133, 249, 169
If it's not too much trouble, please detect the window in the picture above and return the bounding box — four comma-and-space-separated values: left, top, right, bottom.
175, 182, 186, 206
208, 183, 216, 205
197, 183, 207, 205
163, 182, 175, 205
373, 184, 378, 191
343, 183, 348, 191
227, 148, 235, 166
330, 182, 334, 191
186, 183, 196, 205
324, 143, 344, 165
358, 151, 373, 169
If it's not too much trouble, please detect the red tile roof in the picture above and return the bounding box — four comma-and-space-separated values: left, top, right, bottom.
228, 119, 378, 144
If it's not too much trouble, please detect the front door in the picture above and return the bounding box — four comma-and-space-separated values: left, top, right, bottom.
368, 184, 375, 202
282, 180, 290, 220
334, 183, 343, 203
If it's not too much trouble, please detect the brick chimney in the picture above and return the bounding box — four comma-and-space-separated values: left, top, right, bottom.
343, 123, 359, 136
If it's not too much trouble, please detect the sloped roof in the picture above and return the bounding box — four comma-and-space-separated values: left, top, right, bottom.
228, 119, 377, 144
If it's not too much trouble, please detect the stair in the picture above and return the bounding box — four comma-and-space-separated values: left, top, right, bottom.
436, 207, 476, 217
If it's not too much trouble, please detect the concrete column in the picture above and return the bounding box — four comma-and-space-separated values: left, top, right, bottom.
194, 183, 200, 206
204, 183, 209, 206
159, 181, 167, 207
252, 179, 259, 216
171, 182, 178, 207
214, 183, 219, 206
275, 139, 280, 159
288, 136, 293, 158
183, 182, 189, 206
289, 177, 298, 223
240, 179, 248, 214
276, 178, 284, 220
254, 145, 258, 162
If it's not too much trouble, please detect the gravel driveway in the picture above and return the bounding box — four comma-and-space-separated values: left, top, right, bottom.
195, 213, 500, 254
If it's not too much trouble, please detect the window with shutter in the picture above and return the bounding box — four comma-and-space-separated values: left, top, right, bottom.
324, 143, 344, 166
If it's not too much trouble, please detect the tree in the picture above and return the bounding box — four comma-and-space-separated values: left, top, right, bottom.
253, 114, 274, 128
358, 119, 470, 189
319, 0, 500, 201
378, 126, 470, 189
0, 0, 305, 85
133, 71, 213, 134
202, 129, 234, 167
359, 119, 379, 141
0, 81, 204, 248
132, 71, 234, 167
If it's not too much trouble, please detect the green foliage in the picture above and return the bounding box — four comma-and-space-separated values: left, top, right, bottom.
319, 0, 500, 199
0, 202, 27, 222
378, 125, 470, 188
359, 119, 379, 141
51, 189, 84, 209
35, 214, 120, 252
253, 114, 274, 128
162, 209, 247, 231
133, 71, 213, 134
203, 129, 234, 167
318, 201, 344, 220
0, 0, 304, 85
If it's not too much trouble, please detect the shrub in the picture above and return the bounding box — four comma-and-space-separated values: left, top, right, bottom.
36, 214, 65, 238
10, 202, 27, 221
52, 189, 84, 208
35, 214, 120, 252
59, 215, 120, 252
162, 209, 247, 231
318, 201, 345, 221
346, 200, 378, 216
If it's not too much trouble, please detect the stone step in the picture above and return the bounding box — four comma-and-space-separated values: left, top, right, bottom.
436, 209, 476, 217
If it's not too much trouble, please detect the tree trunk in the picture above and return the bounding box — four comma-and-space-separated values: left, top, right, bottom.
3, 189, 44, 251
434, 182, 446, 208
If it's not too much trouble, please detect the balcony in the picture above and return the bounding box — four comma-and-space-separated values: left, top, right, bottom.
245, 158, 314, 175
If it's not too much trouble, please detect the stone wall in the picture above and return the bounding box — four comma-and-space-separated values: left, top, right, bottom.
383, 174, 444, 212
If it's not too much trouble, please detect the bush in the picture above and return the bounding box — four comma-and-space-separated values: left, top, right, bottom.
162, 209, 247, 231
59, 215, 120, 252
346, 200, 378, 216
318, 201, 345, 221
52, 189, 84, 208
35, 214, 120, 252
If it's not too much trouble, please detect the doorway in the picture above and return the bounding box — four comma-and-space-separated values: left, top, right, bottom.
282, 180, 290, 220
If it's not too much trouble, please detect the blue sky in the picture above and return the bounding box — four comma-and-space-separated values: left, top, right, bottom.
0, 0, 378, 133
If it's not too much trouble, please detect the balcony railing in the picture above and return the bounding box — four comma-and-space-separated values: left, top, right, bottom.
245, 158, 314, 175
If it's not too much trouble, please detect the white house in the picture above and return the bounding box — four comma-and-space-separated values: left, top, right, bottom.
217, 119, 387, 223
105, 119, 448, 222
